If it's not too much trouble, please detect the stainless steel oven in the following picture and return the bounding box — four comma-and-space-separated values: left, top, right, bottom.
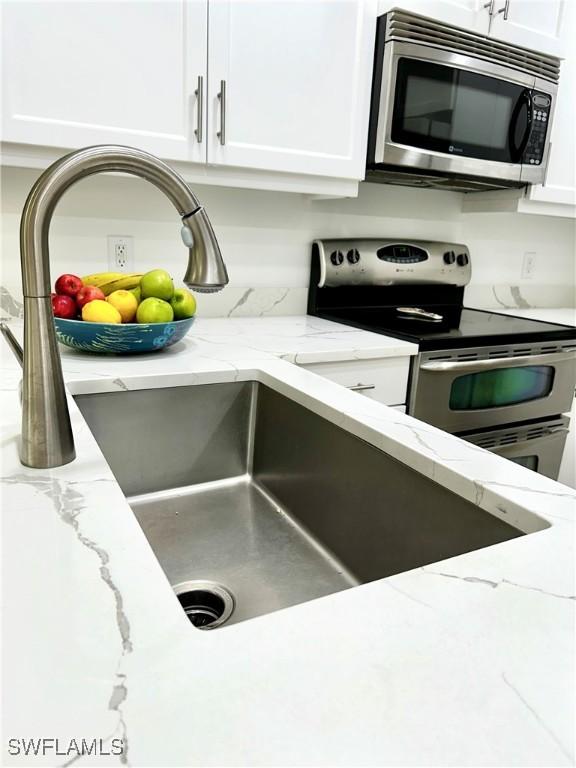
460, 416, 570, 480
366, 9, 560, 191
308, 237, 576, 482
409, 342, 576, 433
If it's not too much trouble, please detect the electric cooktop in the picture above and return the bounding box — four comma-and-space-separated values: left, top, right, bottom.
317, 306, 576, 351
307, 238, 576, 351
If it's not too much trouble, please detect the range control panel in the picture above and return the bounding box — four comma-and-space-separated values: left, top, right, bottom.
522, 91, 551, 166
315, 239, 472, 287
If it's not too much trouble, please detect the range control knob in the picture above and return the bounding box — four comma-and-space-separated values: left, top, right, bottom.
443, 250, 456, 265
330, 250, 344, 266
457, 252, 469, 266
347, 248, 360, 264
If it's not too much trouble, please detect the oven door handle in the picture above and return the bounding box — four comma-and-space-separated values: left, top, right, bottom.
420, 351, 576, 373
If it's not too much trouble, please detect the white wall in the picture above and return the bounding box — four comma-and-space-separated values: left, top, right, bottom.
1, 166, 574, 318
461, 212, 576, 309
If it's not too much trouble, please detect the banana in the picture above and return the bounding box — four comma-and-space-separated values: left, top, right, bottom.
98, 274, 143, 296
82, 271, 125, 287
81, 272, 143, 295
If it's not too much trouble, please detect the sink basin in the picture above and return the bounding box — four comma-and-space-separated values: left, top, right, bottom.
75, 382, 537, 628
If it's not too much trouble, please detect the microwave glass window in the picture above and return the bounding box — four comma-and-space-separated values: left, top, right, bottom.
509, 455, 539, 472
402, 77, 513, 149
449, 366, 555, 410
392, 59, 528, 163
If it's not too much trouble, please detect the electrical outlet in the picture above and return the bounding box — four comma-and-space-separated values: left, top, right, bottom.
107, 236, 134, 272
521, 251, 537, 279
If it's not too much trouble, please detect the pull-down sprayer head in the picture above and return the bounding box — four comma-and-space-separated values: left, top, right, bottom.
180, 208, 228, 292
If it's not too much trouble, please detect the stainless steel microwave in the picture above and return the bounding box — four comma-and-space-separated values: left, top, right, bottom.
366, 9, 561, 192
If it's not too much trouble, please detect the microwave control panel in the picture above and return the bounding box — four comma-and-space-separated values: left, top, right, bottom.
314, 239, 471, 287
523, 92, 551, 166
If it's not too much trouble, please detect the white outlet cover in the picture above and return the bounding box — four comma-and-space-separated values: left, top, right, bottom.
107, 236, 134, 272
521, 251, 536, 279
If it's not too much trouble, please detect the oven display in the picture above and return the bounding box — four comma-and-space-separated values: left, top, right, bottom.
449, 366, 555, 410
377, 244, 428, 263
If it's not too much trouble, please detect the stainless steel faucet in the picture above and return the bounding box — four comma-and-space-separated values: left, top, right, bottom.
19, 144, 228, 468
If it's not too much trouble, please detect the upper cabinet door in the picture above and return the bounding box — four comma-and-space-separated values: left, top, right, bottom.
527, 0, 575, 206
207, 0, 376, 178
487, 0, 565, 56
1, 1, 207, 162
377, 0, 488, 33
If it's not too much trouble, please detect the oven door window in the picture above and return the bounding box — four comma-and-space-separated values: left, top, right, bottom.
392, 58, 530, 163
509, 455, 539, 471
449, 366, 555, 410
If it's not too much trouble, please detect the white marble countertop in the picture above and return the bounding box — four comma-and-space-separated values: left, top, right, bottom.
175, 315, 419, 364
1, 315, 575, 767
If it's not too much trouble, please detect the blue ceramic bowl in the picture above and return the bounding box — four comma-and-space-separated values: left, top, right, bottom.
54, 317, 195, 354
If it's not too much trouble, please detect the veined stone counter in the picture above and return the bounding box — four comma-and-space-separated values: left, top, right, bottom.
1, 315, 574, 767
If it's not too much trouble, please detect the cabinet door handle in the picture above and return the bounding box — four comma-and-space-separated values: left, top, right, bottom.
217, 79, 226, 146
194, 75, 203, 144
483, 0, 495, 16
347, 383, 376, 392
496, 0, 510, 19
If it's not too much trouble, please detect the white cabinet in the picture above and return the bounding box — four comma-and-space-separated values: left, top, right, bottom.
486, 0, 565, 56
301, 358, 410, 406
207, 1, 375, 179
525, 0, 575, 208
380, 0, 565, 55
377, 0, 487, 33
462, 0, 575, 215
1, 0, 376, 187
1, 1, 208, 163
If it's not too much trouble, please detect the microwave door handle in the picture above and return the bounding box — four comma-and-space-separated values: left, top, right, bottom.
420, 351, 576, 373
509, 89, 532, 162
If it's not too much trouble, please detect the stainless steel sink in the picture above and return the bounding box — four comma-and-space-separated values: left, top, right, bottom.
75, 382, 535, 628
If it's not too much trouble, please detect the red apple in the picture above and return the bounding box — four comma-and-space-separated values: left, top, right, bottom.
76, 285, 105, 309
51, 294, 77, 319
55, 273, 83, 297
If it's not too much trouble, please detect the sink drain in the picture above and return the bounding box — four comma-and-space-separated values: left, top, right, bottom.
173, 581, 235, 630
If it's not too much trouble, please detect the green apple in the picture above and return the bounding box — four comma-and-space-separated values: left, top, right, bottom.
136, 297, 174, 324
140, 268, 174, 301
170, 288, 197, 320
131, 285, 142, 303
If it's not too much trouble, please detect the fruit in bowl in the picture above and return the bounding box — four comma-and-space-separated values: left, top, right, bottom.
107, 289, 138, 323
55, 273, 83, 298
131, 286, 142, 303
77, 285, 108, 309
51, 268, 197, 353
82, 272, 143, 295
171, 288, 197, 320
51, 294, 77, 319
82, 299, 122, 324
137, 297, 174, 324
140, 268, 174, 301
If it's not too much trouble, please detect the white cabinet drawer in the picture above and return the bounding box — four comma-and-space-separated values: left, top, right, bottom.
301, 358, 410, 406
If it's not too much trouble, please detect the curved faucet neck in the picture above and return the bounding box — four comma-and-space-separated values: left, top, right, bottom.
21, 145, 201, 297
